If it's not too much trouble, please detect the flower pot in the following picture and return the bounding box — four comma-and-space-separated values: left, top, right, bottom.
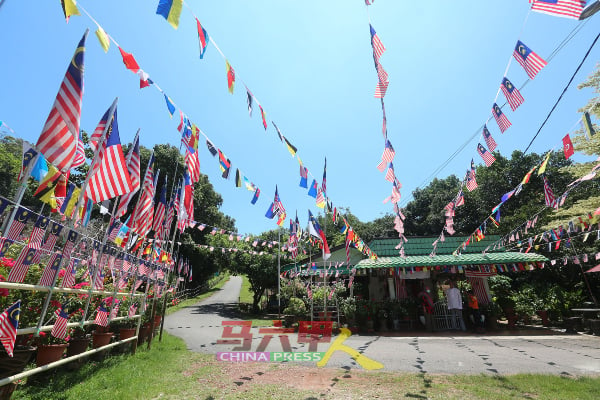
119, 328, 137, 341
138, 323, 151, 343
92, 332, 113, 348
0, 346, 35, 400
66, 337, 90, 371
36, 343, 68, 367
66, 337, 90, 357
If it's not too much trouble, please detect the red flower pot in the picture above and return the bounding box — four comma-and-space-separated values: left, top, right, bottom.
36, 344, 68, 367
92, 332, 114, 348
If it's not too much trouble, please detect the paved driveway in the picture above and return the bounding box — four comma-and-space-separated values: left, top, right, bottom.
165, 277, 600, 375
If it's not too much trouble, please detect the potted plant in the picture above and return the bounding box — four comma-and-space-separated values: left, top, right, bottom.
34, 331, 69, 367
339, 297, 357, 327
390, 301, 407, 330
282, 297, 307, 328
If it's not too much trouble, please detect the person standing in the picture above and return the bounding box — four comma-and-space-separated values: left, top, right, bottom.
445, 281, 466, 331
467, 289, 485, 333
418, 285, 434, 332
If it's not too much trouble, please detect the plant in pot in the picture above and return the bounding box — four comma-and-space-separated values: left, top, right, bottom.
390, 301, 407, 330
339, 297, 357, 328
34, 331, 69, 367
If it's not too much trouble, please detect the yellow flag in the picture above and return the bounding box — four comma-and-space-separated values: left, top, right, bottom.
61, 0, 80, 22
95, 27, 110, 53
521, 165, 537, 185
63, 187, 81, 218
537, 152, 552, 175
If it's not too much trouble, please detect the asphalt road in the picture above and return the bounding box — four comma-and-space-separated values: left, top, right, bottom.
165, 277, 600, 375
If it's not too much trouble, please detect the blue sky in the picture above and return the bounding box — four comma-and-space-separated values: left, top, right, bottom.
0, 1, 598, 236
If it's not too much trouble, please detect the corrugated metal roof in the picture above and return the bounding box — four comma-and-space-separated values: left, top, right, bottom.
369, 235, 503, 257
355, 251, 547, 269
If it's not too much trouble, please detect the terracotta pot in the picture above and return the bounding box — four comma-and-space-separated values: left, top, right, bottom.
119, 328, 137, 340
92, 332, 114, 348
66, 337, 90, 357
36, 343, 68, 367
138, 323, 151, 343
536, 310, 550, 326
0, 346, 35, 379
153, 315, 162, 327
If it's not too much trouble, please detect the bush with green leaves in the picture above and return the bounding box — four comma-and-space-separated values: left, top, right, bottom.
282, 297, 307, 317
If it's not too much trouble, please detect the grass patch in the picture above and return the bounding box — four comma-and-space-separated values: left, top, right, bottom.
238, 274, 254, 304
12, 333, 600, 400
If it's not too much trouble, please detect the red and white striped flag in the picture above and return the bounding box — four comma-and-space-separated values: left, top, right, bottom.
370, 24, 386, 61
36, 31, 88, 173
38, 252, 63, 286
128, 303, 138, 318
60, 258, 79, 288
73, 130, 86, 168
115, 131, 141, 218
85, 107, 134, 202
500, 77, 524, 111
374, 80, 389, 99
152, 184, 168, 240
131, 154, 156, 237
109, 299, 121, 320
477, 143, 496, 167
384, 163, 396, 183
28, 215, 49, 249
8, 247, 38, 283
185, 149, 200, 184
0, 300, 21, 357
529, 0, 586, 19
94, 302, 109, 327
543, 176, 557, 208
513, 40, 547, 80
482, 125, 497, 152
6, 207, 31, 241
492, 103, 511, 133
51, 303, 70, 340
89, 107, 110, 154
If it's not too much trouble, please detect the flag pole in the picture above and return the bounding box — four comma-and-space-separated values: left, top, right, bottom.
73, 98, 119, 225
277, 228, 281, 318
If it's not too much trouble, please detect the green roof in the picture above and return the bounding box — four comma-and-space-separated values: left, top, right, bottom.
369, 235, 503, 257
355, 251, 547, 269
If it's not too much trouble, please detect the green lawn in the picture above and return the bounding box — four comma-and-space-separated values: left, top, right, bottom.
13, 333, 600, 400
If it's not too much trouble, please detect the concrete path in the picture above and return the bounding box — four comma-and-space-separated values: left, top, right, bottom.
166, 277, 600, 375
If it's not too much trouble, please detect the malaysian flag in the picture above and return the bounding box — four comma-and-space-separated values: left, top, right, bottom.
530, 0, 586, 19
455, 190, 465, 207
109, 299, 121, 320
377, 140, 395, 171
94, 301, 109, 327
51, 303, 70, 339
500, 77, 524, 111
60, 257, 79, 288
107, 219, 123, 242
36, 30, 88, 173
492, 103, 511, 133
31, 222, 63, 265
385, 163, 395, 182
370, 24, 386, 61
465, 159, 478, 192
375, 80, 389, 99
38, 252, 63, 286
85, 107, 134, 202
115, 130, 141, 218
73, 130, 86, 168
482, 125, 497, 152
6, 207, 31, 240
543, 176, 558, 208
161, 193, 175, 243
152, 177, 168, 239
7, 247, 38, 283
0, 300, 20, 357
185, 149, 200, 183
477, 143, 496, 167
0, 239, 14, 259
28, 215, 49, 249
131, 153, 156, 237
513, 40, 547, 80
128, 302, 138, 318
89, 106, 110, 154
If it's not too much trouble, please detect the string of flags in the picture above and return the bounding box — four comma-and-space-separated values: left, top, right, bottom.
365, 1, 406, 246
59, 1, 375, 255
